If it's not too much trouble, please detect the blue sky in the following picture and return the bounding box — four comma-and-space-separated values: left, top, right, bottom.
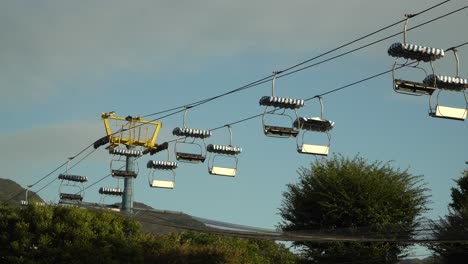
1, 0, 467, 256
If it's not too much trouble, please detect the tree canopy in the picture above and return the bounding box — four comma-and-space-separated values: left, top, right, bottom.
0, 204, 300, 263
430, 171, 468, 263
279, 154, 429, 263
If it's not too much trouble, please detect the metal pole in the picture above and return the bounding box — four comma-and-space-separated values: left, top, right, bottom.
122, 145, 135, 213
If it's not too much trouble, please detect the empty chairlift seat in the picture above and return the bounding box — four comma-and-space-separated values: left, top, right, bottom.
109, 148, 141, 178
173, 127, 211, 163
294, 117, 334, 156
58, 160, 87, 202
147, 160, 178, 189
387, 15, 444, 96
259, 96, 304, 138
426, 82, 468, 121
425, 49, 468, 121
206, 144, 242, 177
258, 71, 305, 138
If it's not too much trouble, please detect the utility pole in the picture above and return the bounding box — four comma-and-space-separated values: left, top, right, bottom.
122, 145, 136, 213
99, 112, 162, 214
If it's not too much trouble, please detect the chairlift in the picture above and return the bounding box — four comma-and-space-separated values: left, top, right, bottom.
425, 49, 468, 121
98, 187, 124, 204
259, 71, 304, 138
147, 143, 178, 189
109, 147, 142, 178
388, 14, 444, 96
294, 97, 334, 156
173, 107, 211, 163
206, 125, 242, 177
388, 15, 444, 62
58, 158, 87, 202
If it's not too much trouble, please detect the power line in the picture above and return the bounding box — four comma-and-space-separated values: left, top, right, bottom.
2, 143, 95, 205
140, 1, 460, 122
73, 39, 468, 201
12, 2, 466, 205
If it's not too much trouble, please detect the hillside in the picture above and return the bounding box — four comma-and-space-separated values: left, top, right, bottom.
0, 178, 205, 235
0, 178, 44, 206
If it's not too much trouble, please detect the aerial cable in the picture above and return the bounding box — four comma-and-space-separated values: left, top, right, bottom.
111, 4, 468, 140
9, 3, 464, 205
25, 39, 468, 204
141, 0, 454, 119
134, 3, 468, 132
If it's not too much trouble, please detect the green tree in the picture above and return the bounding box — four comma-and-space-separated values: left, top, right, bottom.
0, 204, 144, 263
0, 204, 300, 263
140, 230, 300, 264
279, 154, 428, 263
430, 171, 468, 263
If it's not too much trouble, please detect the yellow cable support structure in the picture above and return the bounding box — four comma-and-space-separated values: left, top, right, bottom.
101, 112, 162, 151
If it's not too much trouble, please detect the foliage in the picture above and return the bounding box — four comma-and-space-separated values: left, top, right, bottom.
429, 171, 468, 263
279, 154, 429, 263
0, 204, 300, 263
139, 230, 300, 264
0, 204, 144, 263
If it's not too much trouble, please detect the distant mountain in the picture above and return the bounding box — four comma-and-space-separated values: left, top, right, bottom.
0, 178, 44, 206
107, 201, 208, 235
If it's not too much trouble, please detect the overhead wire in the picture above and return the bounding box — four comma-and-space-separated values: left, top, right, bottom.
140, 0, 460, 122
116, 2, 468, 141
80, 40, 468, 200
11, 1, 466, 208
203, 40, 468, 135
2, 142, 95, 204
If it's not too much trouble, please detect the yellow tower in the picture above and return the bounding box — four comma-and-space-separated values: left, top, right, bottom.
100, 111, 163, 213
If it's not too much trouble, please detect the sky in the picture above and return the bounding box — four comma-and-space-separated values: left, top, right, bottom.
1, 0, 467, 257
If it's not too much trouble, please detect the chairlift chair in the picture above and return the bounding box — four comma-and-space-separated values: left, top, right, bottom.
259, 71, 304, 138
58, 158, 87, 202
388, 14, 444, 96
98, 187, 124, 204
294, 97, 334, 156
147, 143, 178, 189
425, 49, 468, 121
109, 147, 142, 178
173, 107, 211, 163
206, 125, 242, 177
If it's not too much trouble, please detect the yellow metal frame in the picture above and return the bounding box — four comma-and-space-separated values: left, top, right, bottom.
101, 112, 162, 150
